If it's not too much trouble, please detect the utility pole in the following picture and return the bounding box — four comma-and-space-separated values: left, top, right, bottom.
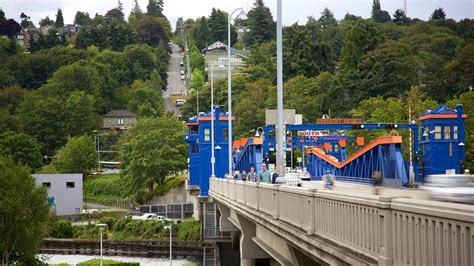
276, 0, 285, 176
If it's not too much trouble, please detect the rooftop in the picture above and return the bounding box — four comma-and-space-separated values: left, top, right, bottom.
103, 110, 137, 118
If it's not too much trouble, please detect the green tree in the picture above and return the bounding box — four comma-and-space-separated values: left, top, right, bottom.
444, 41, 474, 97
64, 91, 99, 136
371, 0, 391, 23
126, 74, 164, 117
0, 132, 43, 169
74, 11, 92, 26
192, 17, 210, 50
146, 0, 164, 17
55, 8, 64, 28
39, 16, 54, 27
430, 8, 446, 20
0, 84, 27, 114
456, 19, 474, 40
19, 12, 34, 28
0, 8, 5, 21
0, 18, 22, 38
318, 8, 337, 29
53, 135, 96, 175
191, 68, 204, 90
0, 156, 49, 265
121, 116, 187, 191
244, 0, 276, 46
188, 45, 204, 71
133, 16, 171, 47
339, 19, 384, 72
208, 8, 237, 46
392, 9, 410, 25
359, 40, 418, 99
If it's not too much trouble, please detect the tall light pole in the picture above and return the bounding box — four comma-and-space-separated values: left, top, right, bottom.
276, 0, 285, 176
96, 223, 107, 266
165, 224, 172, 266
210, 62, 224, 177
227, 7, 247, 176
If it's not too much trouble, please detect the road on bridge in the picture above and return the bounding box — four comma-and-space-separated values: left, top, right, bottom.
163, 43, 187, 116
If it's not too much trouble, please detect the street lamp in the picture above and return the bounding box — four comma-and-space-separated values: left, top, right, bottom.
227, 7, 247, 177
164, 224, 172, 266
255, 127, 264, 137
276, 0, 285, 177
210, 61, 225, 178
287, 130, 293, 169
96, 223, 107, 266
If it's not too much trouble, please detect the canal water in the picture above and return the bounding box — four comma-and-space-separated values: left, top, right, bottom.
39, 254, 197, 265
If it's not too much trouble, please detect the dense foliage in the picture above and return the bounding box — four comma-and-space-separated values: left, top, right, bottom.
0, 156, 49, 265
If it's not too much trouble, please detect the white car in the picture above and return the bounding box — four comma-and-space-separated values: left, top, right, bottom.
422, 174, 474, 204
176, 99, 186, 107
180, 75, 185, 80
180, 70, 185, 75
132, 213, 171, 221
180, 61, 184, 66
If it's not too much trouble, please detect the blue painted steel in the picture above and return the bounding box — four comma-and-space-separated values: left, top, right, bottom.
420, 105, 466, 178
185, 106, 231, 196
234, 138, 264, 174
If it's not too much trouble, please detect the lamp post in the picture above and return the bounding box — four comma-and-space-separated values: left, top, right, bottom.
210, 62, 224, 177
96, 223, 107, 266
287, 130, 293, 169
276, 0, 285, 177
165, 224, 172, 266
227, 7, 247, 177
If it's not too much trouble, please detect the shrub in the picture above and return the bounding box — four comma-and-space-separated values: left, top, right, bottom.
77, 259, 139, 265
50, 219, 73, 238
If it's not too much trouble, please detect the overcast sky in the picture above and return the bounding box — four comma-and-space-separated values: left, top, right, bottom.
1, 0, 473, 29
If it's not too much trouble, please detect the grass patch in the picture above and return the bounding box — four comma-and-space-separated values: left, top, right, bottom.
77, 259, 139, 265
84, 174, 134, 204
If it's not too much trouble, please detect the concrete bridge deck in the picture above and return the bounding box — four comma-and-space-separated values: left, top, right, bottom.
209, 178, 474, 266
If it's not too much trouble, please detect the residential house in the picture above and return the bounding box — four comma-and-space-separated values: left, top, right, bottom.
236, 26, 250, 39
203, 41, 250, 79
102, 110, 137, 132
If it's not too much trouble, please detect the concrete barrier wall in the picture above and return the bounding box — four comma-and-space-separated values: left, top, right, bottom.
209, 178, 474, 266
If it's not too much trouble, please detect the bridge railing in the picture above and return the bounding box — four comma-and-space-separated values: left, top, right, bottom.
209, 178, 474, 266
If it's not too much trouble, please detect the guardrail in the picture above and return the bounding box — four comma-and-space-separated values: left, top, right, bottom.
209, 178, 474, 266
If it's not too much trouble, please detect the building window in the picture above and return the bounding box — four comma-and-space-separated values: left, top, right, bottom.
223, 128, 228, 141
42, 182, 51, 188
434, 126, 441, 140
204, 128, 211, 141
444, 126, 451, 140
334, 144, 339, 152
424, 126, 429, 141
453, 126, 458, 139
66, 182, 75, 188
118, 118, 124, 125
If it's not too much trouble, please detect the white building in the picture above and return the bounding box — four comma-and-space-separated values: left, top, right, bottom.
33, 174, 83, 215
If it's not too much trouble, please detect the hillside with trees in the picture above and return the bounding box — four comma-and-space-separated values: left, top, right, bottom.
177, 0, 473, 170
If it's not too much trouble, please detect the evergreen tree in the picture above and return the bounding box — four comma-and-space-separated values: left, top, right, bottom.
131, 0, 143, 18
318, 8, 337, 29
0, 8, 5, 22
371, 0, 391, 23
147, 0, 164, 17
430, 8, 446, 20
55, 8, 64, 28
20, 12, 30, 28
208, 8, 227, 43
244, 0, 276, 46
393, 9, 410, 25
193, 17, 210, 50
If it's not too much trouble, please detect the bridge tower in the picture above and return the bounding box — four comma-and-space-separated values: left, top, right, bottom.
185, 106, 232, 196
420, 104, 467, 177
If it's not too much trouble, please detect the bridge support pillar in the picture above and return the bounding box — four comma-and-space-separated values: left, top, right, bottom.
216, 202, 239, 232
237, 214, 270, 262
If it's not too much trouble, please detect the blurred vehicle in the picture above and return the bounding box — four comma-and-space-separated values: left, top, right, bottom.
132, 213, 157, 220
82, 209, 99, 214
297, 168, 311, 181
422, 174, 474, 204
176, 99, 186, 107
180, 74, 185, 80
180, 70, 185, 75
180, 61, 184, 66
275, 170, 302, 186
126, 211, 143, 218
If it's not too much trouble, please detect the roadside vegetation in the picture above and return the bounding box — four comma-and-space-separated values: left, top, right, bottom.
46, 216, 200, 242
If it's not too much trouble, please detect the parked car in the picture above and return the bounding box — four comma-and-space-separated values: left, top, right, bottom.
297, 168, 311, 181
176, 99, 186, 107
131, 213, 158, 220
180, 74, 185, 80
422, 174, 474, 204
180, 70, 185, 75
180, 61, 184, 66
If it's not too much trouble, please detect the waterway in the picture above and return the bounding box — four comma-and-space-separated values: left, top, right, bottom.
39, 254, 197, 265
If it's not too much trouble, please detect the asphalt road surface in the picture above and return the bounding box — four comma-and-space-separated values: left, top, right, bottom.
163, 43, 187, 116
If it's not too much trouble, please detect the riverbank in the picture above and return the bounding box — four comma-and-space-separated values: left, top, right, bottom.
39, 254, 197, 266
